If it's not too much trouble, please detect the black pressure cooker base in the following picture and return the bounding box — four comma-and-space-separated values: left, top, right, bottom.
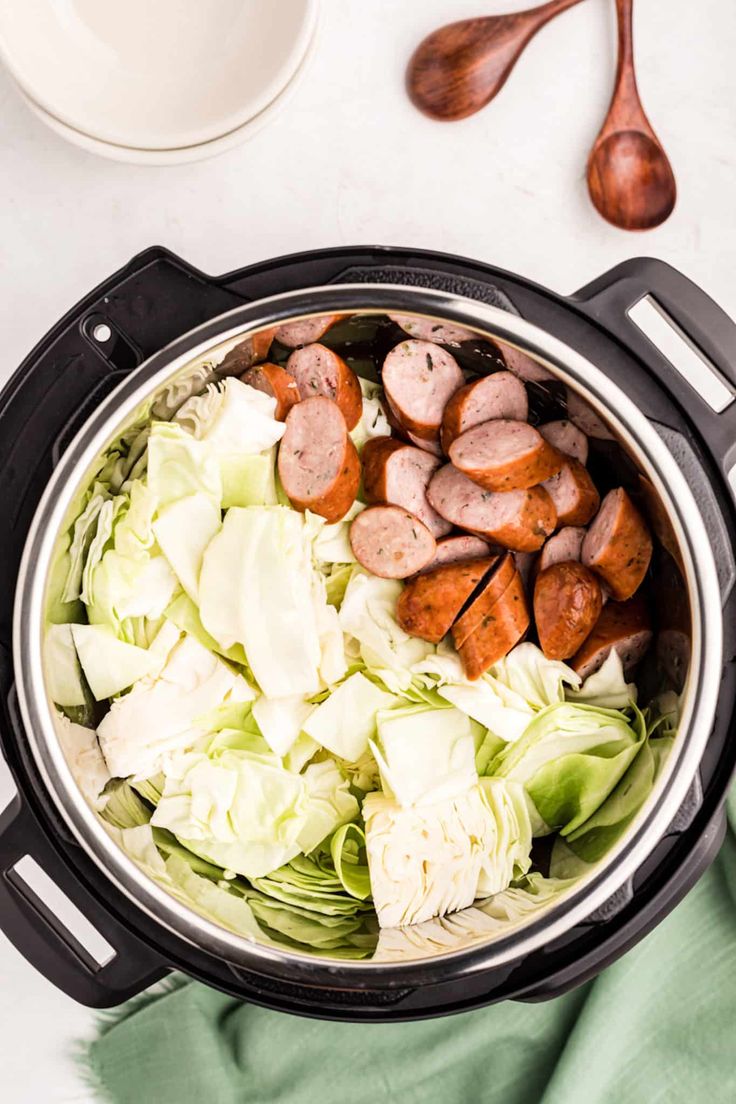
0, 245, 735, 1016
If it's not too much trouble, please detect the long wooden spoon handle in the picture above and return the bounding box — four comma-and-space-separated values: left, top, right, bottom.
607, 0, 648, 135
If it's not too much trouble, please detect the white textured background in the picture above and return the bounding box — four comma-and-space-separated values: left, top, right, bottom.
1, 1, 735, 1099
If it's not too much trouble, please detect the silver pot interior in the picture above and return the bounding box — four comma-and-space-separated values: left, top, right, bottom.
15, 287, 722, 977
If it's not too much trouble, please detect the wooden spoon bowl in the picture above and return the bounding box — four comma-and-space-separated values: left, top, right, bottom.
586, 0, 676, 230
588, 129, 676, 230
407, 0, 587, 122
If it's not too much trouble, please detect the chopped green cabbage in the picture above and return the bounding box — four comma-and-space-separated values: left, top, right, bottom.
44, 624, 87, 707
252, 694, 315, 756
370, 704, 476, 808
70, 624, 161, 701
363, 786, 497, 928
53, 711, 110, 811
552, 734, 674, 869
199, 507, 325, 698
331, 823, 371, 900
97, 632, 251, 779
491, 701, 646, 836
302, 671, 397, 762
490, 643, 580, 709
476, 778, 532, 896
152, 493, 221, 602
567, 649, 637, 709
147, 422, 221, 508
338, 570, 434, 693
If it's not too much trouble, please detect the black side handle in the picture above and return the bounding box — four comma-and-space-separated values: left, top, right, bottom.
0, 788, 169, 1008
573, 258, 736, 482
0, 651, 169, 1008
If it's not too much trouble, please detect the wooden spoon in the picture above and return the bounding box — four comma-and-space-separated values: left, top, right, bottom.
407, 0, 587, 122
587, 0, 676, 230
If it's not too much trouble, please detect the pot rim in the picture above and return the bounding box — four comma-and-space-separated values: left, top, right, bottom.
12, 283, 723, 986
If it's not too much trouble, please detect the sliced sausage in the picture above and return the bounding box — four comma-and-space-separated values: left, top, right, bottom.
454, 568, 530, 679
538, 419, 589, 465
240, 363, 300, 421
582, 488, 653, 600
514, 551, 537, 595
286, 344, 362, 430
420, 534, 492, 572
427, 465, 557, 552
278, 397, 359, 523
397, 557, 496, 644
449, 420, 563, 492
440, 372, 528, 453
571, 594, 652, 679
495, 340, 555, 382
406, 431, 443, 457
388, 314, 477, 346
534, 562, 603, 660
349, 506, 436, 579
538, 526, 586, 573
220, 327, 277, 373
361, 437, 451, 539
275, 314, 344, 348
542, 457, 600, 527
566, 389, 615, 440
638, 474, 684, 574
452, 553, 517, 647
381, 340, 464, 440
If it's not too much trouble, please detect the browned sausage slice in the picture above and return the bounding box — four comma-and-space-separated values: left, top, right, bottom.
349, 506, 436, 579
427, 465, 557, 552
514, 551, 537, 595
582, 488, 653, 600
362, 437, 451, 539
397, 557, 497, 644
454, 567, 530, 679
449, 420, 563, 492
240, 363, 300, 421
286, 344, 362, 430
495, 340, 555, 382
420, 534, 492, 572
440, 372, 528, 453
406, 430, 444, 457
275, 314, 344, 348
278, 397, 359, 523
538, 419, 589, 465
382, 340, 464, 440
388, 314, 477, 345
541, 457, 600, 527
638, 474, 684, 574
220, 327, 278, 373
452, 553, 517, 647
534, 562, 603, 660
537, 526, 586, 573
571, 594, 652, 679
566, 389, 615, 440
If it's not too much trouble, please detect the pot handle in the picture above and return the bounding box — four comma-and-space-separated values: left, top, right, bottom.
0, 657, 169, 1007
573, 258, 736, 488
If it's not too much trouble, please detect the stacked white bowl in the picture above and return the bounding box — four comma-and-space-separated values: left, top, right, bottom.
0, 0, 319, 163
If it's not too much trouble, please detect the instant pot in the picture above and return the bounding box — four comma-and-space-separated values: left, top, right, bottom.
1, 245, 735, 1020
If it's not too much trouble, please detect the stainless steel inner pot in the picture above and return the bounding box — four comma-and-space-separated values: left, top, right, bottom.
12, 284, 723, 985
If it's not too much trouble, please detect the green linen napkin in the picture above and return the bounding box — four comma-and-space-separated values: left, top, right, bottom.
83, 790, 736, 1104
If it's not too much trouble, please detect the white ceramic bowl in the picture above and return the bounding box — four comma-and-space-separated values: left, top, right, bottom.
0, 0, 318, 152
11, 13, 317, 165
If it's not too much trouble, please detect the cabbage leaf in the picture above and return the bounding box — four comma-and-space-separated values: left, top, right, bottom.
199, 507, 323, 698
302, 671, 397, 762
491, 701, 646, 836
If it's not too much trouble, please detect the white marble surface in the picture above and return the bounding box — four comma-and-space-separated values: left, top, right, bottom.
0, 1, 735, 1100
